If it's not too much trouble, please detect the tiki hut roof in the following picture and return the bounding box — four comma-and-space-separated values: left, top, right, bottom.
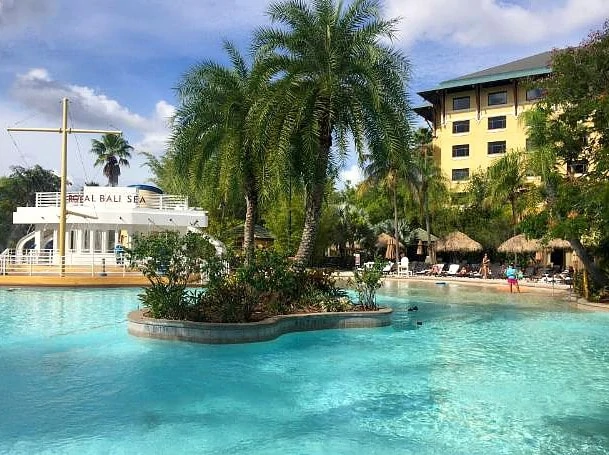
230, 224, 275, 240
497, 234, 542, 253
547, 238, 571, 249
436, 231, 483, 253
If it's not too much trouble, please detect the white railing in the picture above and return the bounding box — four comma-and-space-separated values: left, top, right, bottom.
34, 192, 190, 210
0, 248, 141, 277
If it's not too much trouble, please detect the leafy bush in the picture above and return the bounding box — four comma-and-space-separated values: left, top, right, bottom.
128, 231, 216, 319
189, 277, 259, 323
139, 282, 190, 319
130, 232, 364, 322
351, 261, 384, 310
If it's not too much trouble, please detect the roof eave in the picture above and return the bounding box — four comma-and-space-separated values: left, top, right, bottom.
417, 67, 552, 103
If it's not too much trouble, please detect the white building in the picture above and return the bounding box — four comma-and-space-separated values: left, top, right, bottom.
3, 185, 209, 272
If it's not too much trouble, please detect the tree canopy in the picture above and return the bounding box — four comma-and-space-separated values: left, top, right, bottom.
0, 165, 61, 250
523, 21, 609, 286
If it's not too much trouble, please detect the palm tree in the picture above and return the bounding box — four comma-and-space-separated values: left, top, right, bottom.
362, 142, 412, 267
406, 128, 446, 263
253, 0, 411, 266
486, 149, 532, 236
170, 42, 265, 262
90, 134, 133, 187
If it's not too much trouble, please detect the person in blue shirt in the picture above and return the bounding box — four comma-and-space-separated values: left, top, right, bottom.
505, 263, 520, 293
114, 243, 125, 265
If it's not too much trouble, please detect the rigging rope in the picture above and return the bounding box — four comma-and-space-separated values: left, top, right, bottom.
68, 109, 91, 184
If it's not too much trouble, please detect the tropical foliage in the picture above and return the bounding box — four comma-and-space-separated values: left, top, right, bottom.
0, 165, 61, 250
90, 134, 133, 187
128, 231, 355, 322
169, 42, 266, 262
522, 21, 609, 287
128, 231, 217, 319
252, 0, 412, 266
352, 261, 384, 310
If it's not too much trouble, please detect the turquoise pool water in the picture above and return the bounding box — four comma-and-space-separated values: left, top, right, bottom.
1, 281, 609, 454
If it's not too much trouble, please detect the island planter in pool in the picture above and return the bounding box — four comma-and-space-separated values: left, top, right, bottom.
127, 307, 393, 344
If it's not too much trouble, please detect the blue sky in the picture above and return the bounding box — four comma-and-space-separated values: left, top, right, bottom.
1, 0, 607, 188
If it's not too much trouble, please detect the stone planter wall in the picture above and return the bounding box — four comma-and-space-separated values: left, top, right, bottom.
128, 307, 393, 344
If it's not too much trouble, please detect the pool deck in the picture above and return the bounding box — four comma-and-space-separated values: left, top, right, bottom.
0, 274, 151, 287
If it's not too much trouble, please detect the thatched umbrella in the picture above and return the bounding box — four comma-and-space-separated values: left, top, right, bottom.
376, 233, 403, 260
436, 231, 483, 253
376, 233, 403, 248
497, 234, 542, 253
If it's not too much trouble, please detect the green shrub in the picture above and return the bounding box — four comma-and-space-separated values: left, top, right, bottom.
352, 261, 384, 310
129, 231, 216, 319
191, 277, 258, 323
139, 282, 189, 319
131, 232, 365, 322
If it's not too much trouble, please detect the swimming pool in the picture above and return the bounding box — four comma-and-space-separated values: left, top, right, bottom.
1, 281, 608, 454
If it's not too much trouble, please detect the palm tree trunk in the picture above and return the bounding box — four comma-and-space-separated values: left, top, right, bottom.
392, 183, 399, 267
424, 193, 434, 263
243, 186, 257, 265
294, 132, 331, 267
569, 238, 608, 287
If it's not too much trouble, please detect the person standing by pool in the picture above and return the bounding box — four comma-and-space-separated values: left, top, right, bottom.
114, 243, 125, 265
505, 263, 520, 293
481, 253, 491, 279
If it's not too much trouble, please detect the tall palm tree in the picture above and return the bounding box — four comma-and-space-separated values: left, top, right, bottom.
253, 0, 411, 266
170, 42, 265, 262
362, 142, 412, 267
90, 134, 133, 187
406, 128, 446, 262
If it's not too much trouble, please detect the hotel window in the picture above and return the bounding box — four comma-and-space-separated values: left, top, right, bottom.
488, 91, 507, 106
488, 116, 506, 130
452, 120, 470, 133
452, 168, 470, 181
453, 96, 470, 110
488, 140, 506, 155
452, 144, 470, 158
569, 159, 588, 174
526, 88, 546, 101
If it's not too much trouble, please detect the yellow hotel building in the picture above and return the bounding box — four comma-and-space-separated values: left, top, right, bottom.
415, 51, 552, 191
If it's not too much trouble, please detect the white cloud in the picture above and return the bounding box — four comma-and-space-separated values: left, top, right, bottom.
388, 0, 609, 47
338, 164, 364, 189
11, 68, 151, 130
2, 69, 174, 185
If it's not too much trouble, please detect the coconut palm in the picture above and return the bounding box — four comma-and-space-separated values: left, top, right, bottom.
90, 134, 133, 187
170, 42, 265, 262
406, 128, 447, 262
362, 141, 412, 267
253, 0, 411, 266
486, 149, 533, 236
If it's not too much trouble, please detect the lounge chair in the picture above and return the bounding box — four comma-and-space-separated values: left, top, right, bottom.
444, 264, 460, 276
382, 262, 395, 274
428, 263, 445, 276
397, 257, 413, 277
